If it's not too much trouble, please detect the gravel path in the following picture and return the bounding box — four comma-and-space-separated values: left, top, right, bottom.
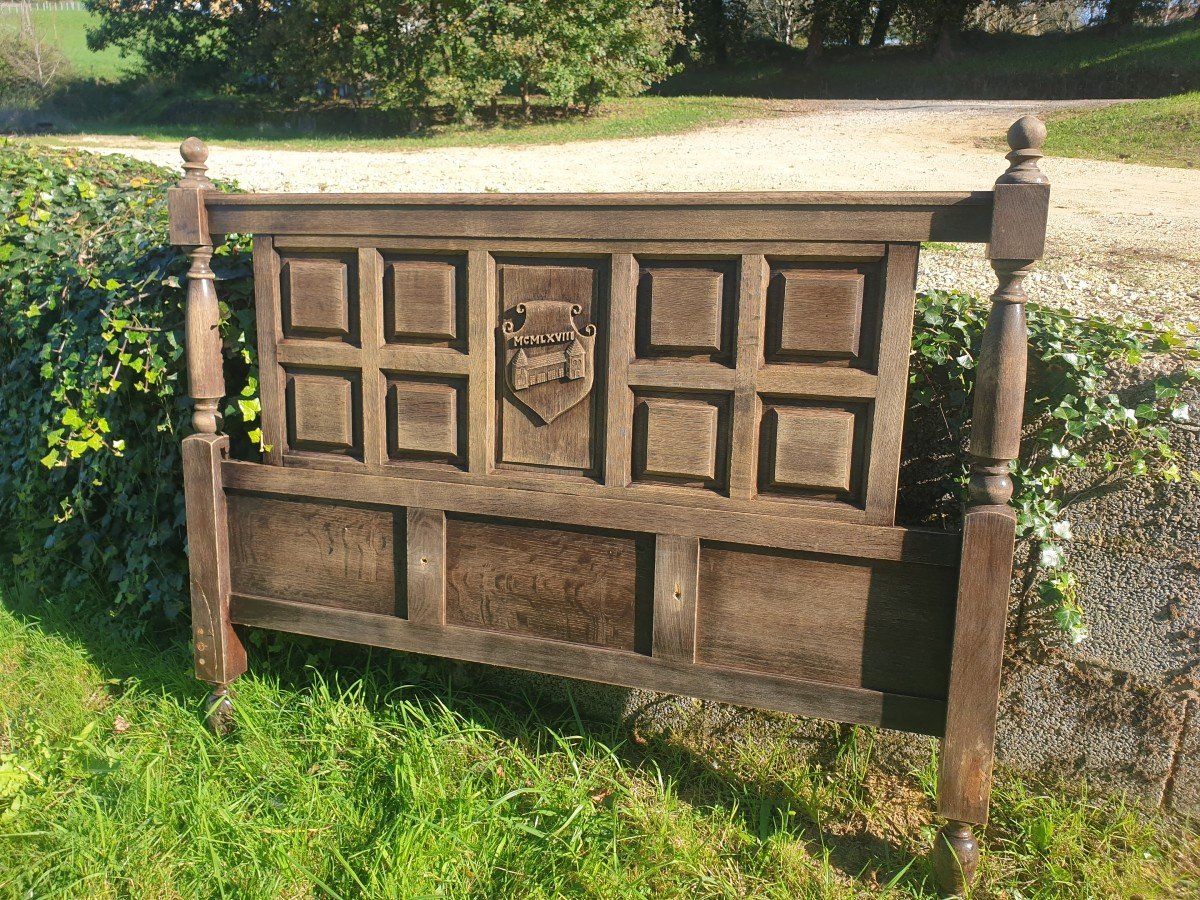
73, 99, 1200, 324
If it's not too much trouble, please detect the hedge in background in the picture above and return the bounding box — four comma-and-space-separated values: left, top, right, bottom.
0, 142, 254, 632
1, 141, 1194, 641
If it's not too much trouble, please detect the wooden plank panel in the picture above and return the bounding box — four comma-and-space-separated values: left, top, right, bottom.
406, 508, 446, 625
652, 535, 700, 664
938, 509, 1017, 825
696, 542, 957, 699
252, 235, 285, 465
467, 250, 496, 474
276, 236, 891, 257
604, 253, 637, 487
206, 193, 994, 244
183, 434, 246, 685
444, 517, 647, 652
226, 493, 401, 615
863, 243, 920, 525
730, 255, 766, 499
230, 592, 947, 736
755, 365, 877, 399
223, 459, 961, 566
627, 360, 737, 391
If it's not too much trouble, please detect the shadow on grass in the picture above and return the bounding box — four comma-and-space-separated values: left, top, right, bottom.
1, 578, 931, 892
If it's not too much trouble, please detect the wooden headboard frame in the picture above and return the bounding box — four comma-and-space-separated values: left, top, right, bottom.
169, 118, 1050, 895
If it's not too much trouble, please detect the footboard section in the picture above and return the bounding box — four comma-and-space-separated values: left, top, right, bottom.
222, 460, 958, 736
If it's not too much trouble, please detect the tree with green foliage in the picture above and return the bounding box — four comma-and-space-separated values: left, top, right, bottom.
84, 0, 681, 122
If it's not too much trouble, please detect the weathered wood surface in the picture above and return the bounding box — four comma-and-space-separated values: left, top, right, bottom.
172, 119, 1051, 893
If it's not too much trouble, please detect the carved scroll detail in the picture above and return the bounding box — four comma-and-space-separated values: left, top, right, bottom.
501, 300, 597, 424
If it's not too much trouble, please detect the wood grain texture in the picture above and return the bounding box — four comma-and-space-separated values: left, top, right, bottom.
766, 406, 856, 493
230, 592, 947, 735
988, 182, 1050, 261
729, 255, 767, 499
358, 247, 386, 468
227, 492, 401, 615
467, 250, 496, 474
252, 235, 285, 465
388, 379, 462, 462
696, 542, 957, 699
496, 261, 602, 473
773, 269, 864, 358
862, 243, 920, 525
652, 534, 700, 664
604, 253, 637, 487
444, 516, 648, 652
205, 193, 994, 244
406, 508, 446, 625
384, 258, 459, 342
937, 506, 1017, 824
221, 460, 960, 566
182, 434, 246, 686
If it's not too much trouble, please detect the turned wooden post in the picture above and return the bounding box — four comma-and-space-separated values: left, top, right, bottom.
175, 137, 224, 434
933, 116, 1049, 897
168, 139, 246, 733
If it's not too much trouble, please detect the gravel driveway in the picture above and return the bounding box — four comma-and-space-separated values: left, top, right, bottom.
73, 99, 1200, 324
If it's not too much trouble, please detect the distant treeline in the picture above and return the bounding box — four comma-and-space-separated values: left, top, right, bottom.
685, 0, 1200, 64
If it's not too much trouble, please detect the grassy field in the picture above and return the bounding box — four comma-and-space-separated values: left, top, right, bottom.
0, 7, 132, 81
1, 579, 1196, 898
662, 21, 1200, 100
1044, 92, 1200, 168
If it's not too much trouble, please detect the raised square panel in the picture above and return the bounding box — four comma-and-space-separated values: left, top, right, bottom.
389, 380, 459, 460
286, 370, 358, 454
639, 397, 719, 482
768, 406, 855, 493
645, 270, 723, 353
775, 270, 865, 358
284, 258, 350, 338
386, 261, 457, 342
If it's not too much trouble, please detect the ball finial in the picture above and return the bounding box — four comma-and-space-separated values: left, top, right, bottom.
180, 136, 208, 165
1006, 115, 1046, 154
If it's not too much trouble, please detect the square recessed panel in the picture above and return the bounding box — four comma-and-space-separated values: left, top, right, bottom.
634, 395, 728, 488
766, 266, 875, 365
387, 378, 463, 464
636, 261, 735, 362
282, 257, 353, 340
384, 258, 461, 343
645, 270, 723, 352
762, 405, 858, 495
285, 369, 361, 456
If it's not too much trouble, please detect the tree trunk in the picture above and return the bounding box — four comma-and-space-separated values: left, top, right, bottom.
805, 0, 830, 68
934, 16, 959, 60
1103, 0, 1140, 31
848, 0, 872, 47
520, 85, 531, 121
869, 0, 897, 49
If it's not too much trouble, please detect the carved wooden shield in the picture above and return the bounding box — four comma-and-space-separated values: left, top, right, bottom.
502, 300, 596, 425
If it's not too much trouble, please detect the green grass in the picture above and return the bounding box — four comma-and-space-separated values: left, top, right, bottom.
1, 578, 1195, 898
1044, 92, 1200, 168
0, 8, 134, 81
47, 96, 783, 151
661, 21, 1200, 100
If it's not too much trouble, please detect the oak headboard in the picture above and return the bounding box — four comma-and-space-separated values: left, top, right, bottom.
170, 117, 1050, 895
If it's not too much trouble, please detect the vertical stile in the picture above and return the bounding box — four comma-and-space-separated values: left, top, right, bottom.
406, 508, 447, 625
252, 235, 285, 465
467, 250, 497, 475
605, 253, 637, 486
729, 254, 767, 499
863, 242, 920, 525
358, 247, 386, 469
652, 534, 701, 664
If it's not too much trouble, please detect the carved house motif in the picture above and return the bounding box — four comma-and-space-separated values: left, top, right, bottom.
511, 337, 585, 390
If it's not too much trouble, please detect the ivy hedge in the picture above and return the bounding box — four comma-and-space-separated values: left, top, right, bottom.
1, 142, 1195, 640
